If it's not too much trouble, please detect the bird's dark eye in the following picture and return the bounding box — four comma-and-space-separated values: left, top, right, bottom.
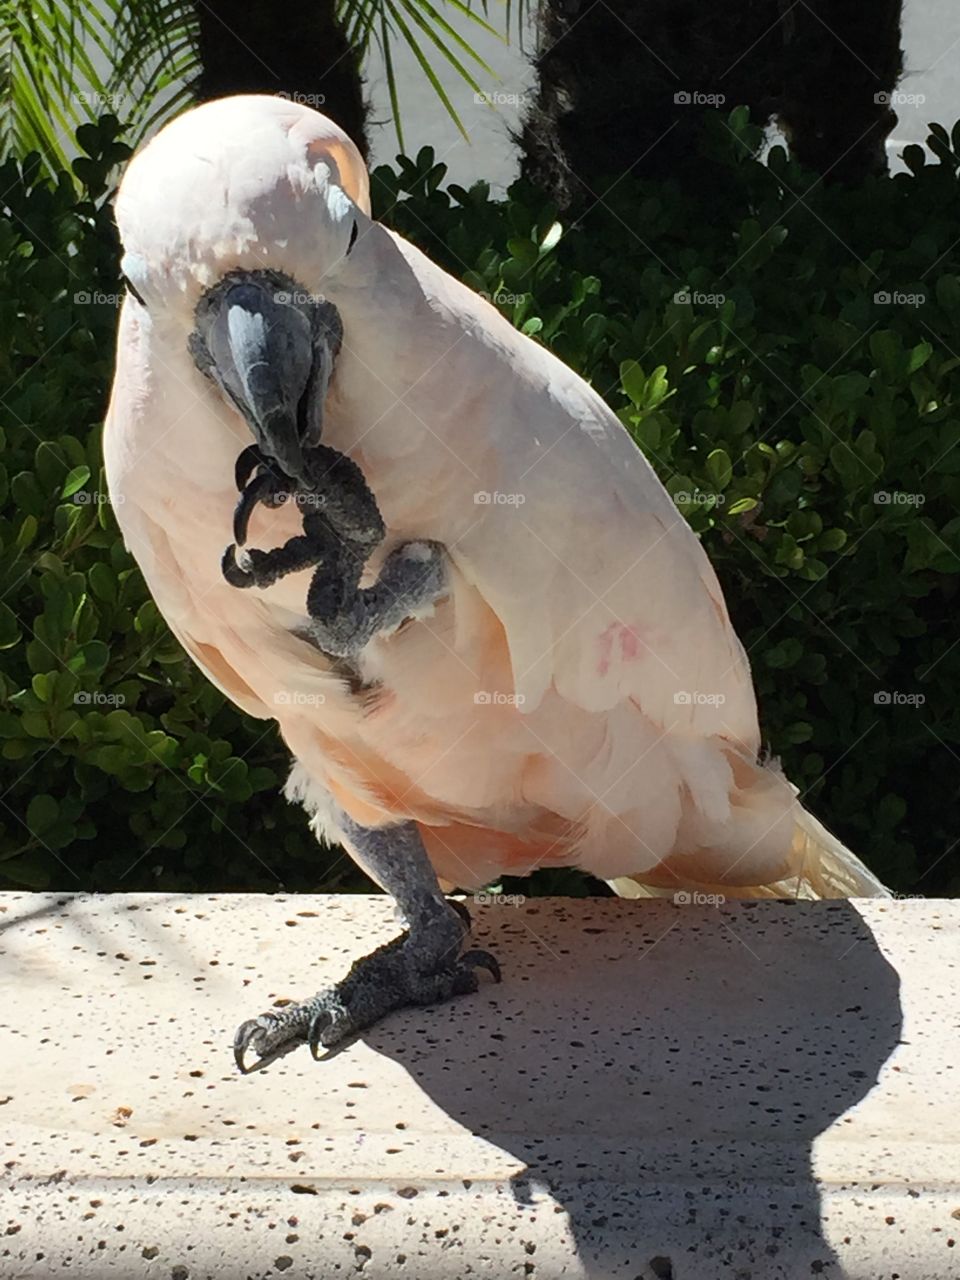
122, 274, 147, 307
346, 221, 358, 255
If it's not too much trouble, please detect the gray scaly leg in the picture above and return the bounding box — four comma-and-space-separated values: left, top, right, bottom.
233, 812, 499, 1071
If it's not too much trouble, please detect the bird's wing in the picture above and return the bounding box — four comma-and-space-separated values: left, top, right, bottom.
357, 229, 758, 752
437, 313, 761, 756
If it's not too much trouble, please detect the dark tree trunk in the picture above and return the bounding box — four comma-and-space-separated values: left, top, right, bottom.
191, 0, 370, 159
520, 0, 903, 208
777, 0, 903, 182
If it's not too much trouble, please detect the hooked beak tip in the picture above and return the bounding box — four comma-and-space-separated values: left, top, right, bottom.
189, 270, 342, 484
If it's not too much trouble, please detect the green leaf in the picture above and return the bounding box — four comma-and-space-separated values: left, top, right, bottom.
819, 528, 848, 552
0, 604, 21, 649
26, 794, 59, 835
61, 464, 91, 498
0, 854, 51, 890
726, 496, 758, 515
907, 341, 933, 374
705, 448, 733, 490
620, 360, 646, 406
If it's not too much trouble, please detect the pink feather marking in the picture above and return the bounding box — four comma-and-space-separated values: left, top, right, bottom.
597, 621, 645, 677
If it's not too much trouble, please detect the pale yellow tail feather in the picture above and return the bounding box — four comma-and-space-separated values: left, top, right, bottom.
608, 804, 891, 902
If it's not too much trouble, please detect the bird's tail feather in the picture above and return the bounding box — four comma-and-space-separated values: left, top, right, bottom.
607, 802, 891, 902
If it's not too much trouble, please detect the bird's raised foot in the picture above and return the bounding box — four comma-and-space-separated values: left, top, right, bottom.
233, 468, 292, 546
305, 539, 448, 658
223, 440, 385, 600
221, 535, 328, 590
233, 919, 500, 1073
297, 444, 386, 551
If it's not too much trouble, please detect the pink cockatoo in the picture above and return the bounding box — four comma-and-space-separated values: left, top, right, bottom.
105, 95, 889, 1071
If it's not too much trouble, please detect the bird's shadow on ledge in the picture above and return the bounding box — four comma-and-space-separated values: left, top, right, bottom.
360, 899, 902, 1280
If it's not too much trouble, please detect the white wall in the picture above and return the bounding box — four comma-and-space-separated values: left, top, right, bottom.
363, 0, 960, 185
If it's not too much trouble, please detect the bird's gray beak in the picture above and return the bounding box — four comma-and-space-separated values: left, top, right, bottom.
188, 270, 342, 483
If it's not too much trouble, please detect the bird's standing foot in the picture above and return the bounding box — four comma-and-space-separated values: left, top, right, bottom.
234, 900, 499, 1071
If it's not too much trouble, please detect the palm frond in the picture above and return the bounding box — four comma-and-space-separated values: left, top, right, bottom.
341, 0, 508, 145
1, 0, 530, 180
1, 0, 199, 178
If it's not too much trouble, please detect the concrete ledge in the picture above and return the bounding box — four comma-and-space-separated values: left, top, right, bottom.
1, 892, 958, 1279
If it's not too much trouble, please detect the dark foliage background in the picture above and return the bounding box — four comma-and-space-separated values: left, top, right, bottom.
0, 109, 956, 895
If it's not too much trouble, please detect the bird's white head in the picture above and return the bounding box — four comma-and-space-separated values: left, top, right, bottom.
115, 94, 370, 480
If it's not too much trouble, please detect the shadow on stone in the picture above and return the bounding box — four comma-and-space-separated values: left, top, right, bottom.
361, 898, 902, 1278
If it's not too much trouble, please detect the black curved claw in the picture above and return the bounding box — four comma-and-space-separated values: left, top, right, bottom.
233, 470, 289, 546
460, 948, 502, 983
235, 444, 265, 492
234, 1015, 271, 1073
448, 899, 472, 931
221, 543, 255, 588
307, 1009, 334, 1059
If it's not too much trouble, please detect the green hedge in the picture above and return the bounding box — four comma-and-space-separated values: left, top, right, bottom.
1, 109, 957, 895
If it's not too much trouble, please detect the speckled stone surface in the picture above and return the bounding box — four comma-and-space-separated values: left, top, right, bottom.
1, 893, 958, 1279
